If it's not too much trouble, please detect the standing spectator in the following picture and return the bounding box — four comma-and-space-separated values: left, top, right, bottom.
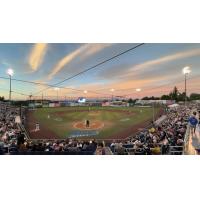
188, 112, 198, 136
17, 132, 25, 146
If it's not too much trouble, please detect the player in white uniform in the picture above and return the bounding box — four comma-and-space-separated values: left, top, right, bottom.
35, 123, 40, 132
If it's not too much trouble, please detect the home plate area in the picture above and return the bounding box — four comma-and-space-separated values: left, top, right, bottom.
71, 120, 104, 138
73, 120, 104, 130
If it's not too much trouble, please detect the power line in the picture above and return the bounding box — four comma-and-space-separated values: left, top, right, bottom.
0, 73, 199, 99
1, 71, 199, 100
0, 76, 115, 97
0, 87, 30, 98
32, 43, 145, 95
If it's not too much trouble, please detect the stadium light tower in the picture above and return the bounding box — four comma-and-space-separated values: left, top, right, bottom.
110, 88, 115, 101
54, 87, 60, 101
182, 66, 191, 106
136, 88, 141, 99
7, 68, 14, 103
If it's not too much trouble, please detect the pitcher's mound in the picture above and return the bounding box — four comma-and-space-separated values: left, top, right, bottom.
73, 120, 104, 130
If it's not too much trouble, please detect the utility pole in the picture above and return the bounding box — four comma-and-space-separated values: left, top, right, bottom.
42, 93, 44, 106
184, 73, 187, 106
152, 102, 155, 122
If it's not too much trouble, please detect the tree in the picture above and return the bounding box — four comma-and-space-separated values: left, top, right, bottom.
161, 95, 171, 100
128, 98, 134, 104
142, 96, 160, 100
169, 86, 179, 101
190, 93, 200, 100
142, 96, 149, 100
0, 96, 5, 101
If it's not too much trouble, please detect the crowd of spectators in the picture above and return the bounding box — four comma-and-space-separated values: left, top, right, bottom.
0, 102, 199, 155
0, 103, 25, 154
110, 106, 192, 155
0, 103, 104, 154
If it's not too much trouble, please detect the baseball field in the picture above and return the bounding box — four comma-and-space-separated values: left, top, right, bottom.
26, 106, 161, 139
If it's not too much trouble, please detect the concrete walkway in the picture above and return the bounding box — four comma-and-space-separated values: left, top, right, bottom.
186, 111, 200, 155
186, 128, 200, 155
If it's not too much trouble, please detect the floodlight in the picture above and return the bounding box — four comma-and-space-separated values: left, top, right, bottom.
136, 88, 141, 92
110, 88, 115, 92
54, 87, 60, 91
182, 66, 191, 75
7, 68, 14, 76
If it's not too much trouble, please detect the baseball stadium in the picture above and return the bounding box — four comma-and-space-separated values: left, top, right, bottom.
0, 43, 200, 155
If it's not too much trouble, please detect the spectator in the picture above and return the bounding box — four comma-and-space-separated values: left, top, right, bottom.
188, 112, 198, 136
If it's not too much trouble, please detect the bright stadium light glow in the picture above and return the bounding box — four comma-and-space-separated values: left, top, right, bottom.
136, 88, 141, 92
54, 87, 60, 91
84, 90, 88, 94
7, 68, 14, 76
182, 66, 191, 74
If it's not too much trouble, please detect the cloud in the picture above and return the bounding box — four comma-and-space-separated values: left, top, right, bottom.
79, 43, 112, 59
96, 47, 200, 84
47, 44, 112, 80
47, 44, 89, 80
130, 48, 200, 73
28, 43, 48, 71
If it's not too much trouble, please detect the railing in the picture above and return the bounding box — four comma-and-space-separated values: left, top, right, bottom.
169, 145, 184, 155
17, 123, 30, 139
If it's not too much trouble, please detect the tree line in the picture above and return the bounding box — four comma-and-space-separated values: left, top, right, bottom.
128, 86, 200, 103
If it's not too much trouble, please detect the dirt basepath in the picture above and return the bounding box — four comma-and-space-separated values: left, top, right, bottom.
25, 111, 58, 139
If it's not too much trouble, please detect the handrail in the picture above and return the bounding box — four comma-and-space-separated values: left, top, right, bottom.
18, 123, 30, 139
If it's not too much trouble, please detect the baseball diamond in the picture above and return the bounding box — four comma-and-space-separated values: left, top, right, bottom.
25, 106, 162, 139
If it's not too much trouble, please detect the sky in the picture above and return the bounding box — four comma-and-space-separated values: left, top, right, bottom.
0, 43, 200, 100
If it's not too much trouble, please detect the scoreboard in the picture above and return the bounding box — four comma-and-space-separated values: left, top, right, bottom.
78, 97, 86, 103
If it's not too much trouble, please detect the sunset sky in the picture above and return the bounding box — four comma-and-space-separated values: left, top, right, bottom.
0, 43, 200, 100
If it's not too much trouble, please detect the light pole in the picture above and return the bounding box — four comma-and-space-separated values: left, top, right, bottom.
152, 101, 155, 123
110, 88, 115, 101
7, 68, 14, 103
54, 87, 60, 101
136, 88, 141, 101
182, 66, 191, 106
42, 93, 44, 106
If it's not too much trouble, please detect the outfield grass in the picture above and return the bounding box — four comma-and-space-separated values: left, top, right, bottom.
32, 106, 161, 139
